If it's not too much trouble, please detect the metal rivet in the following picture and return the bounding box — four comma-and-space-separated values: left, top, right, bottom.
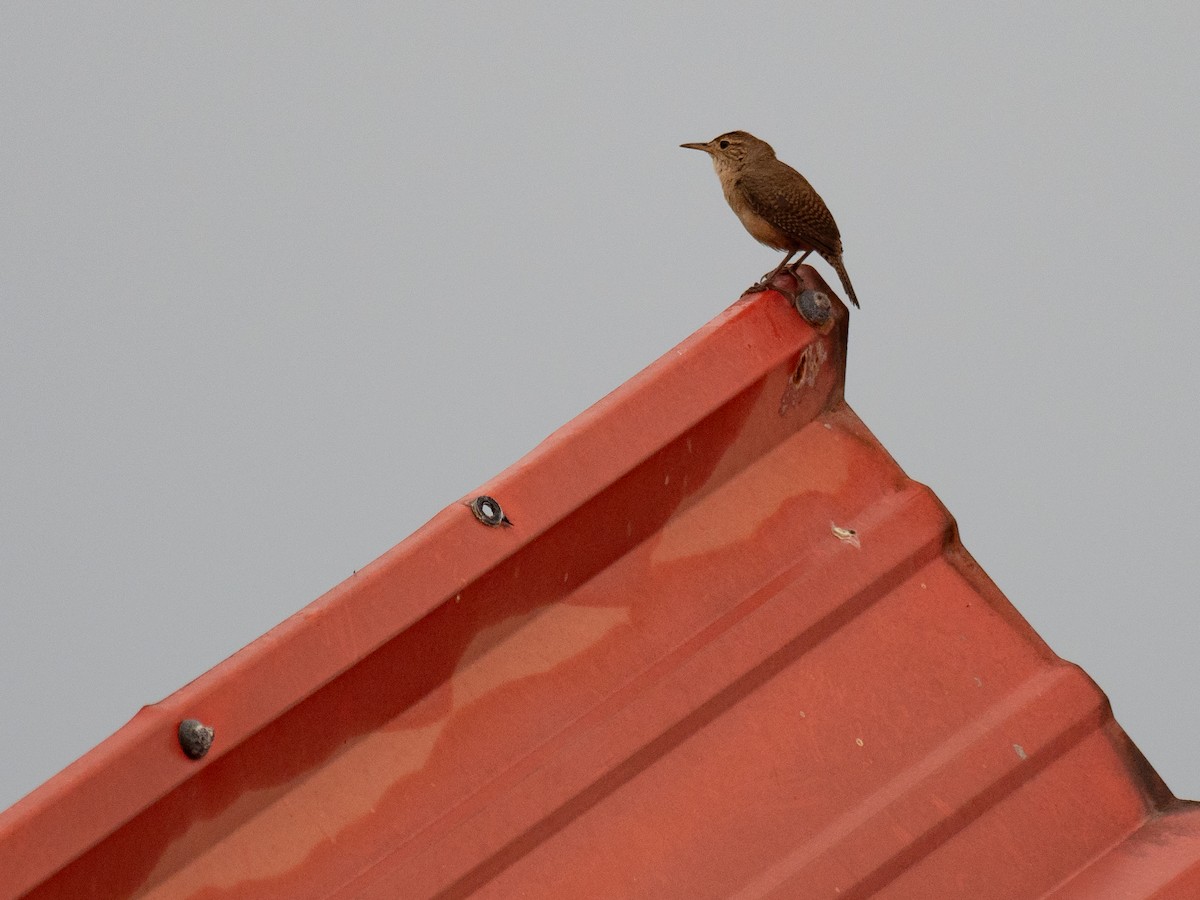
795, 289, 832, 325
469, 495, 512, 527
178, 719, 214, 759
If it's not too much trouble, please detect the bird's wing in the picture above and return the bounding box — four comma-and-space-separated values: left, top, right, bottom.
737, 162, 842, 258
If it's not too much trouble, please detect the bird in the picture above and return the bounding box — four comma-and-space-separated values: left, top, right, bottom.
681, 131, 860, 308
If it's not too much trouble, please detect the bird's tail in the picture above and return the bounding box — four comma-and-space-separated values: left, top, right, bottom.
828, 254, 860, 308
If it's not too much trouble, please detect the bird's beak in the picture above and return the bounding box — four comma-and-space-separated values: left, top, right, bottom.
680, 142, 712, 153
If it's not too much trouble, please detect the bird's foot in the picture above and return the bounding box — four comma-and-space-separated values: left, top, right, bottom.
745, 268, 801, 299
746, 267, 792, 293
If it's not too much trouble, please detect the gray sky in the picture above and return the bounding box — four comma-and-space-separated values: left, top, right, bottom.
2, 4, 1198, 812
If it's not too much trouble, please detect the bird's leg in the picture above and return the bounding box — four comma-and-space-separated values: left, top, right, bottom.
763, 250, 798, 284
745, 250, 797, 294
786, 250, 813, 273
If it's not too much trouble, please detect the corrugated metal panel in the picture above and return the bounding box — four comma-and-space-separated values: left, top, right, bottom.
2, 268, 1197, 899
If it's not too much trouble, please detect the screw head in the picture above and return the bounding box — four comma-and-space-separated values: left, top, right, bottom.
469, 495, 512, 527
178, 719, 214, 759
795, 289, 832, 325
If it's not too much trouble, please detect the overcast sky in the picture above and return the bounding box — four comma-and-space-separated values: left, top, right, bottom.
2, 4, 1198, 812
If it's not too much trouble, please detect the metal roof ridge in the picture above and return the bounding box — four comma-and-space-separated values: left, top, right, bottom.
0, 271, 847, 897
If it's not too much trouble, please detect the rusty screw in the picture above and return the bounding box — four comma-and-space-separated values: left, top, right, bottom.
469, 495, 512, 527
178, 719, 214, 759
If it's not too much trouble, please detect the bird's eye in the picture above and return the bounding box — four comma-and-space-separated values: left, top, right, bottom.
719, 140, 730, 149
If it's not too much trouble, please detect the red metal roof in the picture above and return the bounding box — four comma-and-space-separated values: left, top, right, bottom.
2, 268, 1198, 899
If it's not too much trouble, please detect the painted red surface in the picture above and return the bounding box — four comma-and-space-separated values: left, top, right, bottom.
2, 268, 1198, 899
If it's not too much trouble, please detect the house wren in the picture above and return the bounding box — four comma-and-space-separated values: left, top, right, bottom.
681, 131, 860, 308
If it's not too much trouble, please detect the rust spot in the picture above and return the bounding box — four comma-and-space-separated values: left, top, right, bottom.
793, 342, 826, 387
779, 341, 828, 416
831, 522, 861, 549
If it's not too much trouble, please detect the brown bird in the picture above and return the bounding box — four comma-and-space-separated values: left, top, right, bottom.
681, 131, 860, 308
